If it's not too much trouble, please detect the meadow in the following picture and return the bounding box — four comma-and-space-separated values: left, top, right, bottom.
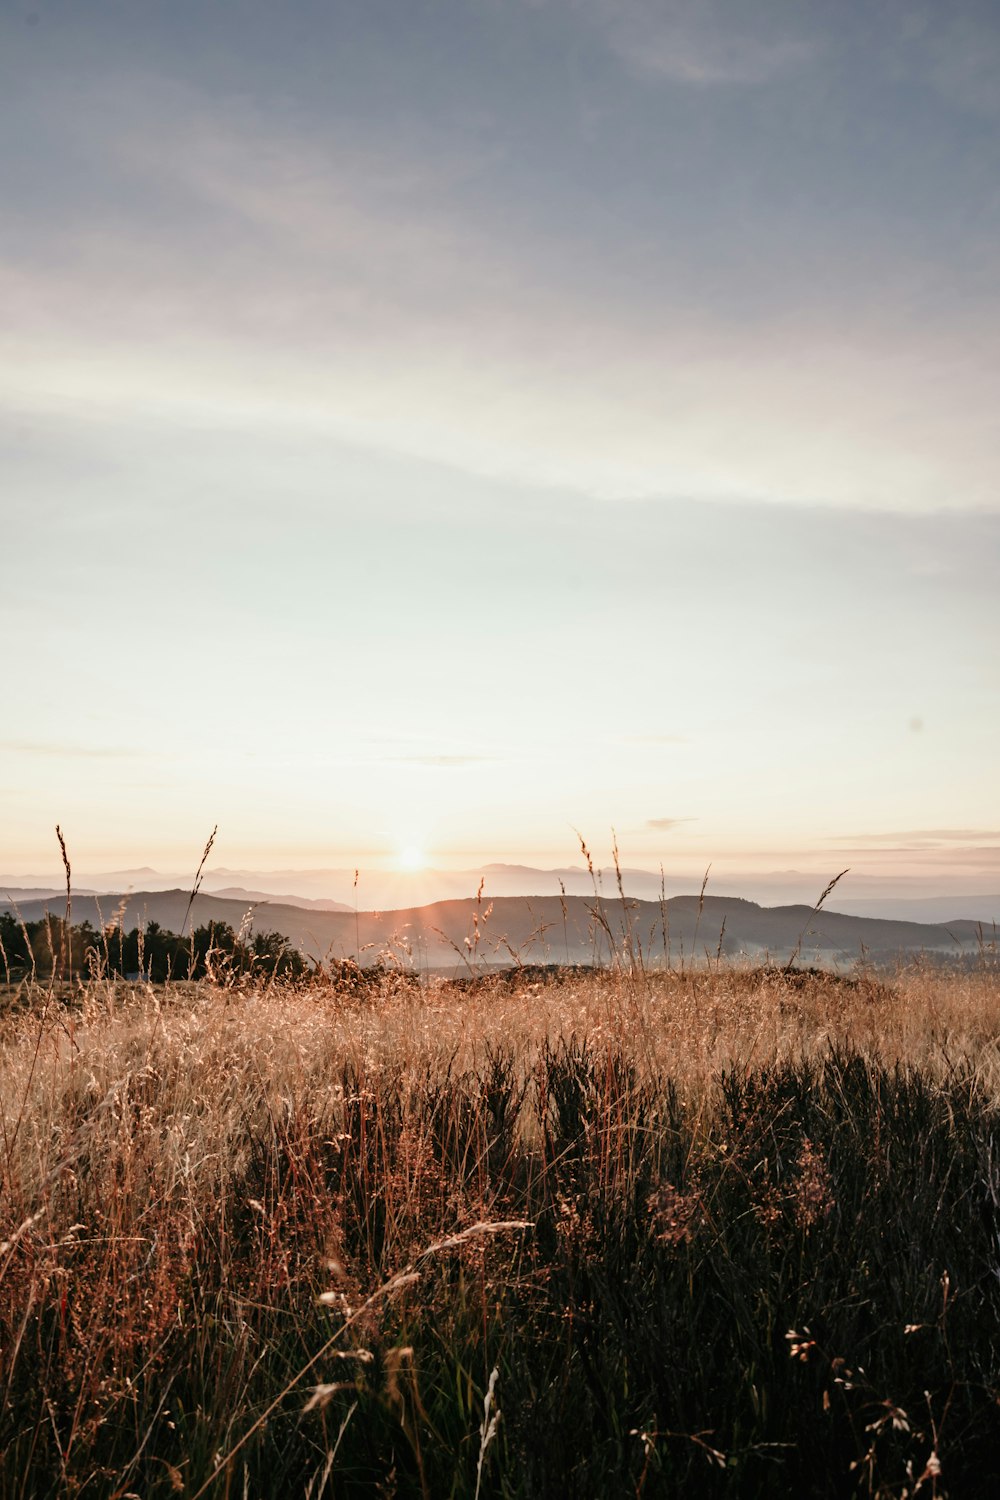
2, 957, 1000, 1497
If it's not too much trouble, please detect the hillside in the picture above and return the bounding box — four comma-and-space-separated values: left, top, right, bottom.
3, 889, 988, 969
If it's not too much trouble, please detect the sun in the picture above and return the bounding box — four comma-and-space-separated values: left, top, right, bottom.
398, 845, 426, 872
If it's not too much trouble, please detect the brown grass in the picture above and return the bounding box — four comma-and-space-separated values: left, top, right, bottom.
3, 963, 999, 1243
2, 962, 999, 1495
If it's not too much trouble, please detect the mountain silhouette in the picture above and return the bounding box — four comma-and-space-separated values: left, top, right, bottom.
3, 890, 989, 970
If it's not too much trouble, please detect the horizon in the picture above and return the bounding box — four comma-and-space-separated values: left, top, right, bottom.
2, 1, 998, 884
3, 840, 999, 925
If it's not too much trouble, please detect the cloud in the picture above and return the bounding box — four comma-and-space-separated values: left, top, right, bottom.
833, 829, 1000, 844
0, 740, 143, 760
580, 0, 819, 86
646, 817, 695, 832
904, 5, 1000, 119
3, 58, 999, 514
625, 734, 690, 746
395, 755, 496, 768
611, 25, 815, 86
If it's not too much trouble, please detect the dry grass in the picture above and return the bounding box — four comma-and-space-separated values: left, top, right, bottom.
1, 964, 998, 1162
5, 964, 1000, 1207
1, 963, 1000, 1496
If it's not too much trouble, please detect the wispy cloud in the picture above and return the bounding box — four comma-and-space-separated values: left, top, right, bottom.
906, 7, 1000, 119
581, 0, 818, 86
3, 68, 998, 513
394, 755, 497, 768
611, 25, 815, 86
646, 817, 696, 832
625, 734, 690, 747
0, 740, 143, 760
833, 829, 1000, 845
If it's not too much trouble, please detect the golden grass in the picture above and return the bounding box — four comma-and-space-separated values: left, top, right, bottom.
2, 963, 999, 1496
3, 964, 1000, 1201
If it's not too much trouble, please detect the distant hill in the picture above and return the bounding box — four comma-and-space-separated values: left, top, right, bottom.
2, 890, 990, 971
0, 890, 350, 957
209, 886, 352, 912
834, 895, 1000, 926
0, 887, 101, 904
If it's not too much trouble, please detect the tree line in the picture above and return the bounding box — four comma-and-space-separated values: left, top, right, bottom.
0, 911, 307, 983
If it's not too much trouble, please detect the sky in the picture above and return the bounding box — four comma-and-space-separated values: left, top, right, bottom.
1, 0, 998, 894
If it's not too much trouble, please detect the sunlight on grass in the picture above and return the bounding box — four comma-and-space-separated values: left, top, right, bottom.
1, 963, 999, 1494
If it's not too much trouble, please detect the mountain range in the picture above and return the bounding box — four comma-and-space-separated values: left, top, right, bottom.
3, 863, 999, 927
2, 888, 992, 971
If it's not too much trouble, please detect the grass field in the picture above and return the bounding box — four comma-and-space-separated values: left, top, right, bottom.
2, 961, 1000, 1497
